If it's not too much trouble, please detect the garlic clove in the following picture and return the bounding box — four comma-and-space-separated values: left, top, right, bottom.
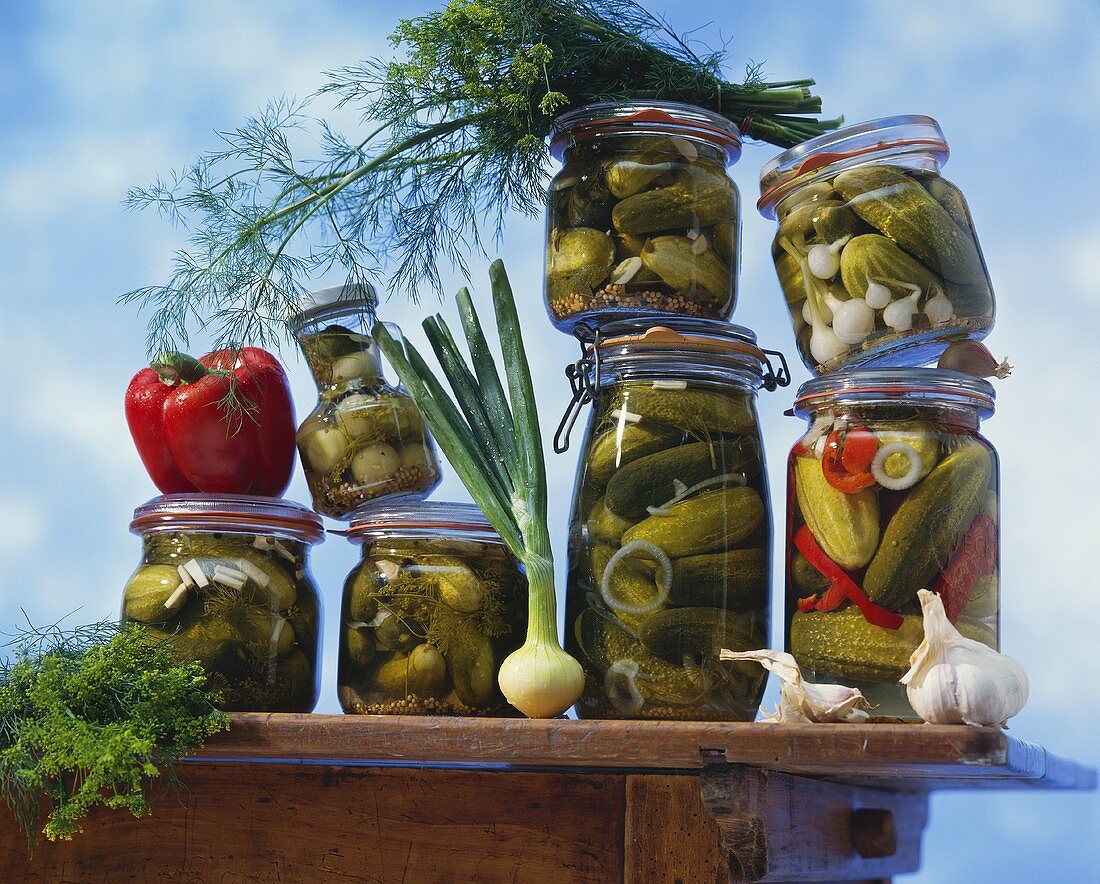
937, 340, 1013, 379
901, 589, 1028, 727
720, 649, 869, 723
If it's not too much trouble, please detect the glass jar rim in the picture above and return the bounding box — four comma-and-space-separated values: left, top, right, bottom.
287, 283, 379, 332
549, 100, 742, 161
757, 114, 949, 218
792, 367, 995, 417
346, 500, 500, 541
130, 493, 325, 543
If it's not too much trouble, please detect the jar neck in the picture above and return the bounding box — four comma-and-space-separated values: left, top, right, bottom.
562, 132, 728, 166
356, 527, 504, 548
141, 531, 311, 557
804, 401, 982, 432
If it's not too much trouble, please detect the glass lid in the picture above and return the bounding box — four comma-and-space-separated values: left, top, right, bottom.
550, 100, 742, 161
130, 494, 325, 543
793, 367, 995, 417
347, 500, 498, 540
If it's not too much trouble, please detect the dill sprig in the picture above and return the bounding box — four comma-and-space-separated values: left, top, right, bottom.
124, 0, 839, 353
0, 619, 228, 848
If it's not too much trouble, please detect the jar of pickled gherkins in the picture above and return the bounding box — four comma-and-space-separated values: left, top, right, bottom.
290, 284, 442, 519
786, 368, 999, 719
559, 317, 789, 720
758, 115, 995, 373
123, 494, 325, 712
545, 101, 742, 332
337, 500, 528, 716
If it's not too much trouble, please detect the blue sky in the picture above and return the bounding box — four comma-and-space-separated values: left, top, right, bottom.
1, 1, 1097, 878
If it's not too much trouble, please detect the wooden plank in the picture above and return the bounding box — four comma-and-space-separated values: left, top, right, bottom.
624, 774, 728, 884
194, 714, 1096, 792
698, 766, 928, 882
0, 763, 627, 883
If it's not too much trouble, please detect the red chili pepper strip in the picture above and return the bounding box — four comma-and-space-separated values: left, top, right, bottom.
821, 429, 876, 493
840, 427, 878, 474
793, 526, 904, 630
796, 594, 819, 613
935, 514, 997, 623
814, 582, 848, 612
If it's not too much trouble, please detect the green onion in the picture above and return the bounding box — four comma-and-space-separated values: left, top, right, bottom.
373, 260, 583, 718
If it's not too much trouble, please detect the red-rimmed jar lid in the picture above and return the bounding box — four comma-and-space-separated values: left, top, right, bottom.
346, 500, 500, 543
792, 367, 995, 419
757, 114, 949, 219
550, 100, 742, 162
130, 494, 325, 544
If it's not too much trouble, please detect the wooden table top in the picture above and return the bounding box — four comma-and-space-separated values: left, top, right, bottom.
194, 714, 1097, 793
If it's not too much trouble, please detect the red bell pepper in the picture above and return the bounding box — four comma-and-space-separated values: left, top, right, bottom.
793, 525, 903, 630
934, 514, 997, 623
125, 348, 296, 496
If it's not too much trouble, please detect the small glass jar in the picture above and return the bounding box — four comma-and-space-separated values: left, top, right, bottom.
289, 284, 442, 519
544, 101, 742, 332
122, 494, 325, 712
559, 318, 789, 720
337, 501, 528, 716
785, 369, 999, 719
758, 115, 995, 373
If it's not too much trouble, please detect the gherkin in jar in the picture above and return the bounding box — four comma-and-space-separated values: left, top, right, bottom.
122, 495, 325, 713
759, 116, 996, 373
562, 319, 784, 720
544, 102, 743, 332
290, 285, 441, 519
785, 369, 1000, 719
337, 502, 528, 716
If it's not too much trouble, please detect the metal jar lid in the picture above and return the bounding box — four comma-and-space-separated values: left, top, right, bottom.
792, 367, 995, 418
757, 114, 949, 218
286, 283, 378, 333
130, 494, 325, 544
550, 100, 742, 162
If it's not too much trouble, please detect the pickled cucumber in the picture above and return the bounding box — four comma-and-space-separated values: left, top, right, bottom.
621, 486, 764, 557
637, 607, 762, 661
124, 565, 186, 623
587, 420, 681, 485
794, 457, 879, 570
447, 621, 496, 706
371, 644, 448, 698
617, 385, 756, 435
664, 549, 768, 610
612, 182, 733, 234
586, 496, 634, 546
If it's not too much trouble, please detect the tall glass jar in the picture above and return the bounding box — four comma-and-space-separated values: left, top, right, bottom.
337, 501, 528, 716
758, 115, 995, 373
785, 369, 999, 719
560, 318, 789, 720
289, 284, 442, 519
122, 494, 325, 712
545, 101, 742, 332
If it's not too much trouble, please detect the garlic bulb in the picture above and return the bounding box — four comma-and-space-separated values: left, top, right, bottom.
901, 590, 1029, 727
720, 649, 869, 723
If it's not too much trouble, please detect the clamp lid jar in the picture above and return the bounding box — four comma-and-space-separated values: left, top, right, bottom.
758, 115, 995, 373
544, 101, 742, 332
122, 494, 324, 713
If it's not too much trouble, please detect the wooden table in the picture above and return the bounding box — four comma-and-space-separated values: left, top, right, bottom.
2, 715, 1094, 882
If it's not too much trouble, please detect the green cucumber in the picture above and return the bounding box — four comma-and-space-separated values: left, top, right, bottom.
621, 486, 764, 557
637, 607, 763, 662
794, 457, 879, 570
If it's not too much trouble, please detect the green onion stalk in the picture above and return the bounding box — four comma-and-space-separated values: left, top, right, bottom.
373, 260, 583, 718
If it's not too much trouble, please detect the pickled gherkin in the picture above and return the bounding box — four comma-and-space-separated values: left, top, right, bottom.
293, 316, 442, 519
121, 529, 321, 713
564, 326, 773, 722
338, 505, 528, 716
785, 370, 1001, 720
544, 106, 741, 331
760, 117, 996, 372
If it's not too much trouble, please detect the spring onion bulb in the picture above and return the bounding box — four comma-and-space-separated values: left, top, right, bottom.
374, 260, 583, 718
806, 235, 851, 279
864, 280, 893, 310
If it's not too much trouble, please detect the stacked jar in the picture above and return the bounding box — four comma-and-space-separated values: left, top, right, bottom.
545, 101, 790, 722
758, 116, 1003, 719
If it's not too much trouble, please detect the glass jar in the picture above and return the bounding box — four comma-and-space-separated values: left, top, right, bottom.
289, 284, 442, 519
123, 494, 325, 712
559, 318, 789, 720
337, 501, 528, 716
758, 115, 995, 373
786, 369, 999, 719
544, 101, 742, 332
